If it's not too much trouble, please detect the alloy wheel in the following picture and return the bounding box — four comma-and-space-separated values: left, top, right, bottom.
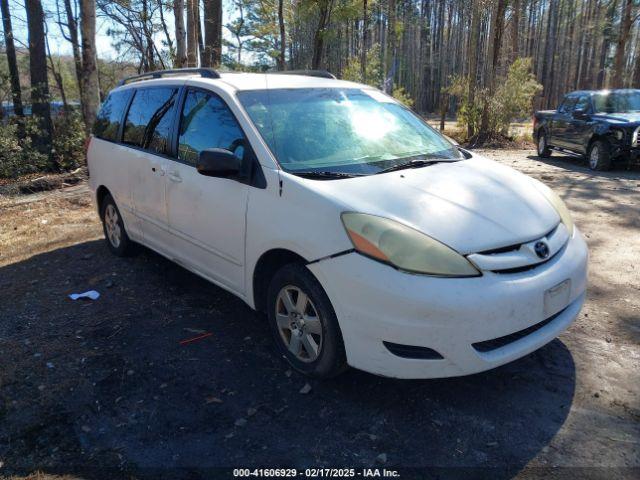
104, 204, 122, 248
538, 135, 546, 155
589, 146, 599, 169
275, 285, 323, 363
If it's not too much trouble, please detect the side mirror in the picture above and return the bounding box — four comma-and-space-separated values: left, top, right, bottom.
573, 108, 589, 119
197, 148, 242, 178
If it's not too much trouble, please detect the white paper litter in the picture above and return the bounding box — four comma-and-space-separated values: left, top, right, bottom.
68, 290, 100, 301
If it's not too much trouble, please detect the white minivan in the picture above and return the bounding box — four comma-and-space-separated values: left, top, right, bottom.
88, 68, 588, 379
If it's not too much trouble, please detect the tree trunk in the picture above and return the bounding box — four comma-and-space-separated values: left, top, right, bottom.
80, 0, 100, 135
597, 0, 617, 88
196, 2, 205, 67
312, 1, 332, 70
634, 52, 640, 87
278, 0, 286, 70
158, 0, 174, 61
233, 0, 245, 65
480, 0, 507, 139
0, 0, 23, 117
47, 38, 68, 110
467, 0, 480, 137
173, 0, 187, 67
361, 0, 367, 81
384, 0, 396, 93
186, 0, 198, 67
203, 0, 222, 67
25, 0, 53, 154
62, 0, 83, 102
512, 0, 520, 61
141, 0, 156, 70
542, 0, 560, 107
613, 0, 633, 87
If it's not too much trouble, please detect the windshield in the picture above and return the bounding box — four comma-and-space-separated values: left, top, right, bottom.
592, 90, 640, 114
237, 88, 462, 175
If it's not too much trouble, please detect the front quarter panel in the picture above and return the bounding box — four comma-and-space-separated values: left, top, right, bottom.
244, 168, 353, 308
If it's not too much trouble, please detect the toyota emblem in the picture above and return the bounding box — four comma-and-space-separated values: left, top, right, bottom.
534, 241, 550, 259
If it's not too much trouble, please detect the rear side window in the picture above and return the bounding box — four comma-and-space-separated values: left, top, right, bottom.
123, 87, 178, 155
178, 89, 245, 165
93, 90, 131, 141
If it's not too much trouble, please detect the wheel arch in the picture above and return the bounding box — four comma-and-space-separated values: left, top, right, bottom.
95, 185, 111, 218
252, 248, 310, 313
535, 123, 548, 140
587, 134, 611, 153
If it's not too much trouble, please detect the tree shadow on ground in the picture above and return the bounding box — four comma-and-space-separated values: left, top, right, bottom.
526, 153, 640, 179
0, 240, 576, 479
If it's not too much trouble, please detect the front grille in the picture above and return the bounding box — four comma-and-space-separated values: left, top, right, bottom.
492, 264, 540, 274
383, 341, 444, 360
490, 244, 563, 274
478, 242, 521, 255
478, 226, 558, 257
472, 306, 568, 353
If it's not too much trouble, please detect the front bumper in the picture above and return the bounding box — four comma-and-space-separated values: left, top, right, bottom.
308, 228, 588, 379
626, 147, 640, 161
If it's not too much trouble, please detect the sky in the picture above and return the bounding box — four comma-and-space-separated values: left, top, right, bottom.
5, 0, 237, 62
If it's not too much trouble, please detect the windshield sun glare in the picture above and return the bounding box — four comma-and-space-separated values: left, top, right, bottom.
238, 88, 461, 176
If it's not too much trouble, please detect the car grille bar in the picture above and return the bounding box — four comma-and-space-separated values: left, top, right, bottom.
467, 223, 569, 273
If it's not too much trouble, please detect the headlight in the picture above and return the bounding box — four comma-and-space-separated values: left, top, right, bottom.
534, 183, 574, 234
341, 213, 481, 277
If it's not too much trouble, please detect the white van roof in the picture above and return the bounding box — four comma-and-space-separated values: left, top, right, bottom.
115, 68, 364, 92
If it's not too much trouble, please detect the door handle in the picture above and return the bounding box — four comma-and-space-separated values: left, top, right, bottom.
151, 166, 166, 176
168, 172, 182, 183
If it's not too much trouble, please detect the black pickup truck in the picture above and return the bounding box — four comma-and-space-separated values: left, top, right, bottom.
533, 89, 640, 170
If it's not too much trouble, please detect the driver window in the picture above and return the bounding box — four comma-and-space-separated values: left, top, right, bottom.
573, 95, 590, 113
559, 96, 576, 114
178, 89, 245, 165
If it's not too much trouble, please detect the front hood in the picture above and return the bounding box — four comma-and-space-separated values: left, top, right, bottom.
592, 112, 640, 124
307, 156, 560, 254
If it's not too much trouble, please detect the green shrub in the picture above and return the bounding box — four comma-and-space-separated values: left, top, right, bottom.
492, 58, 543, 134
0, 119, 49, 178
392, 86, 414, 108
342, 45, 415, 107
52, 111, 86, 171
0, 111, 86, 179
342, 44, 383, 87
444, 58, 541, 142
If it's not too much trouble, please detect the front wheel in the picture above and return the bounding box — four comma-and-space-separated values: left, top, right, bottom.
267, 263, 347, 378
537, 131, 552, 158
588, 140, 612, 171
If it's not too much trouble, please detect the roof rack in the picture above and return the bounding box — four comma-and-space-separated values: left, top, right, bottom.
117, 68, 221, 86
269, 70, 336, 80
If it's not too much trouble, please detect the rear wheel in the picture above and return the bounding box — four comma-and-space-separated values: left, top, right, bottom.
588, 140, 612, 171
537, 131, 552, 158
267, 263, 347, 378
101, 194, 137, 256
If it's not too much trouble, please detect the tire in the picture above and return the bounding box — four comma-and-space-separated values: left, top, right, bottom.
267, 263, 347, 378
537, 131, 552, 158
100, 193, 137, 256
588, 140, 612, 171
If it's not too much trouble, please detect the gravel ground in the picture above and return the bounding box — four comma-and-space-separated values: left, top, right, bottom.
0, 149, 638, 479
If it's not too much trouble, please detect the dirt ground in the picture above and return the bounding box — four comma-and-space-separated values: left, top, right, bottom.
0, 150, 638, 479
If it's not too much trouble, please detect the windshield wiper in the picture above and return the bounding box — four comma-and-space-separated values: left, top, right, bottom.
376, 158, 451, 174
294, 170, 364, 179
